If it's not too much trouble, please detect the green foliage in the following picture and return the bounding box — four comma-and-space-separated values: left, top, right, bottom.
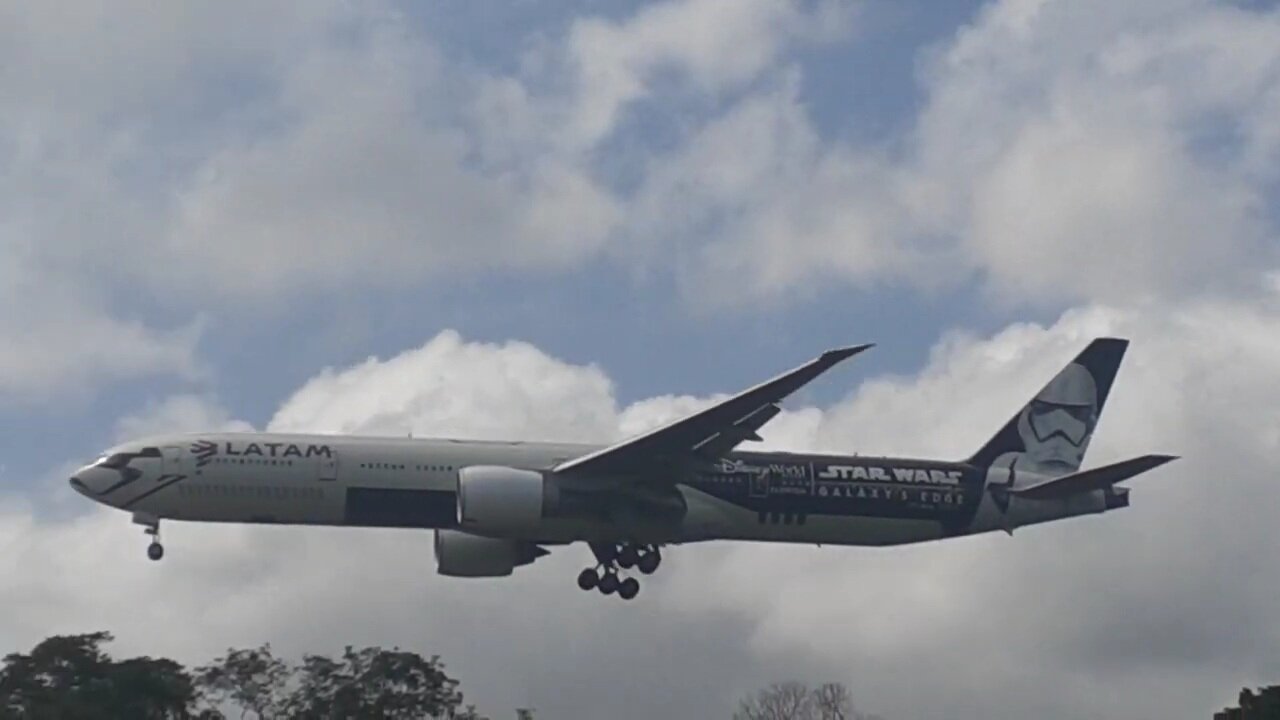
11, 632, 1280, 720
0, 632, 200, 719
286, 645, 480, 719
0, 632, 487, 720
1217, 685, 1280, 719
195, 644, 292, 718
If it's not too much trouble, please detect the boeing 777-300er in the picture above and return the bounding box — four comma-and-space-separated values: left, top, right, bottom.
71, 337, 1176, 600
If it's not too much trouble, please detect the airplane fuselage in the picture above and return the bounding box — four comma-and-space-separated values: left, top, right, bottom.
71, 431, 1124, 548
67, 338, 1166, 598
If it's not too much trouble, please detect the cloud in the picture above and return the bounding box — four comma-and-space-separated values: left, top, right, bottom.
0, 264, 203, 399
114, 394, 255, 442
0, 2, 342, 398
150, 0, 853, 300
623, 0, 1280, 307
11, 305, 1280, 718
914, 0, 1279, 306
4, 0, 1278, 337
558, 0, 851, 150
161, 16, 622, 298
0, 0, 624, 347
0, 3, 341, 123
267, 330, 620, 442
628, 72, 940, 303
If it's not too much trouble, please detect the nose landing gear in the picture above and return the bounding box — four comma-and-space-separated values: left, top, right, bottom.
580, 542, 661, 601
134, 513, 164, 562
147, 538, 164, 561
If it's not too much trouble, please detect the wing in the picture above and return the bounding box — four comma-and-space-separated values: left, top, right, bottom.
552, 344, 873, 479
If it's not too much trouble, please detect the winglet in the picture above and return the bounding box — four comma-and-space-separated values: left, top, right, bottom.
819, 343, 875, 366
1009, 453, 1178, 500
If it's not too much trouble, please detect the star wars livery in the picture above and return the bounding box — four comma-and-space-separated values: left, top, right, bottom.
71, 338, 1175, 600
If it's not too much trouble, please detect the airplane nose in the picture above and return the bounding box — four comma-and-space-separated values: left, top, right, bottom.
69, 466, 128, 497
69, 475, 90, 495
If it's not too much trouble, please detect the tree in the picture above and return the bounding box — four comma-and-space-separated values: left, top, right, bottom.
193, 640, 487, 719
736, 681, 812, 720
0, 631, 202, 719
1216, 685, 1280, 719
811, 682, 852, 720
195, 644, 291, 719
0, 631, 494, 720
104, 656, 205, 719
289, 645, 485, 719
734, 681, 883, 720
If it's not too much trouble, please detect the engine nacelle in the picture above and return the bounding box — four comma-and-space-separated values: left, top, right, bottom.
456, 465, 549, 536
433, 529, 546, 577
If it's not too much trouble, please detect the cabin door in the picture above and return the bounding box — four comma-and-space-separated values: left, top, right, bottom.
319, 449, 337, 482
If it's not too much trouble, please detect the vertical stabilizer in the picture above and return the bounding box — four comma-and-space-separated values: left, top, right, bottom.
966, 338, 1128, 478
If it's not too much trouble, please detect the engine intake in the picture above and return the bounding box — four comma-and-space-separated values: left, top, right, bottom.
456, 465, 550, 535
433, 529, 547, 577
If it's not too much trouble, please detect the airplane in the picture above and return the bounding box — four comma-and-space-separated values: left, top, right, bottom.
70, 337, 1176, 601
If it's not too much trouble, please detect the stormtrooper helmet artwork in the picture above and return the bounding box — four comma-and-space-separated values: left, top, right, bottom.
1016, 362, 1099, 473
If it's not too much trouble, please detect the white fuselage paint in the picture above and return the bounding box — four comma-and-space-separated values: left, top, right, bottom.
71, 432, 1114, 548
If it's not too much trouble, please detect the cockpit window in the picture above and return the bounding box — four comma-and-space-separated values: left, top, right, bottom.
94, 447, 161, 469
97, 453, 132, 469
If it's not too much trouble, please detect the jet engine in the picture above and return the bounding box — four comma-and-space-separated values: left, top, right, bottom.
455, 465, 552, 535
433, 529, 547, 577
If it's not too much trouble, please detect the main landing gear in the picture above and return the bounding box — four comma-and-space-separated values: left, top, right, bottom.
134, 513, 164, 561
577, 542, 662, 601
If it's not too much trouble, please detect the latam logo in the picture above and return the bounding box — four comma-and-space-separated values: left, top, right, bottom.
190, 440, 218, 466
189, 440, 332, 467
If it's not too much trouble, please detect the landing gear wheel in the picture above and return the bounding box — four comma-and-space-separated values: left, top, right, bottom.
577, 568, 599, 591
637, 548, 661, 575
138, 515, 163, 562
618, 577, 640, 600
617, 545, 639, 569
598, 572, 619, 595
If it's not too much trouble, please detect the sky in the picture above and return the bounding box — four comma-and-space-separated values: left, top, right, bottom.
3, 0, 1280, 717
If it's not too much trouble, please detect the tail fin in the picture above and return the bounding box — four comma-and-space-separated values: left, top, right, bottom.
966, 337, 1128, 477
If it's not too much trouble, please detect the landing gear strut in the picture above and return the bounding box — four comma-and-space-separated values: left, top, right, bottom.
579, 542, 661, 601
134, 513, 164, 561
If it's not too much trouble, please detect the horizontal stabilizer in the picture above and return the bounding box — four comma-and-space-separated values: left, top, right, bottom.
1009, 454, 1178, 500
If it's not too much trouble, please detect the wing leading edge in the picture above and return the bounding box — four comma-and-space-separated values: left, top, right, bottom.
552, 344, 873, 479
